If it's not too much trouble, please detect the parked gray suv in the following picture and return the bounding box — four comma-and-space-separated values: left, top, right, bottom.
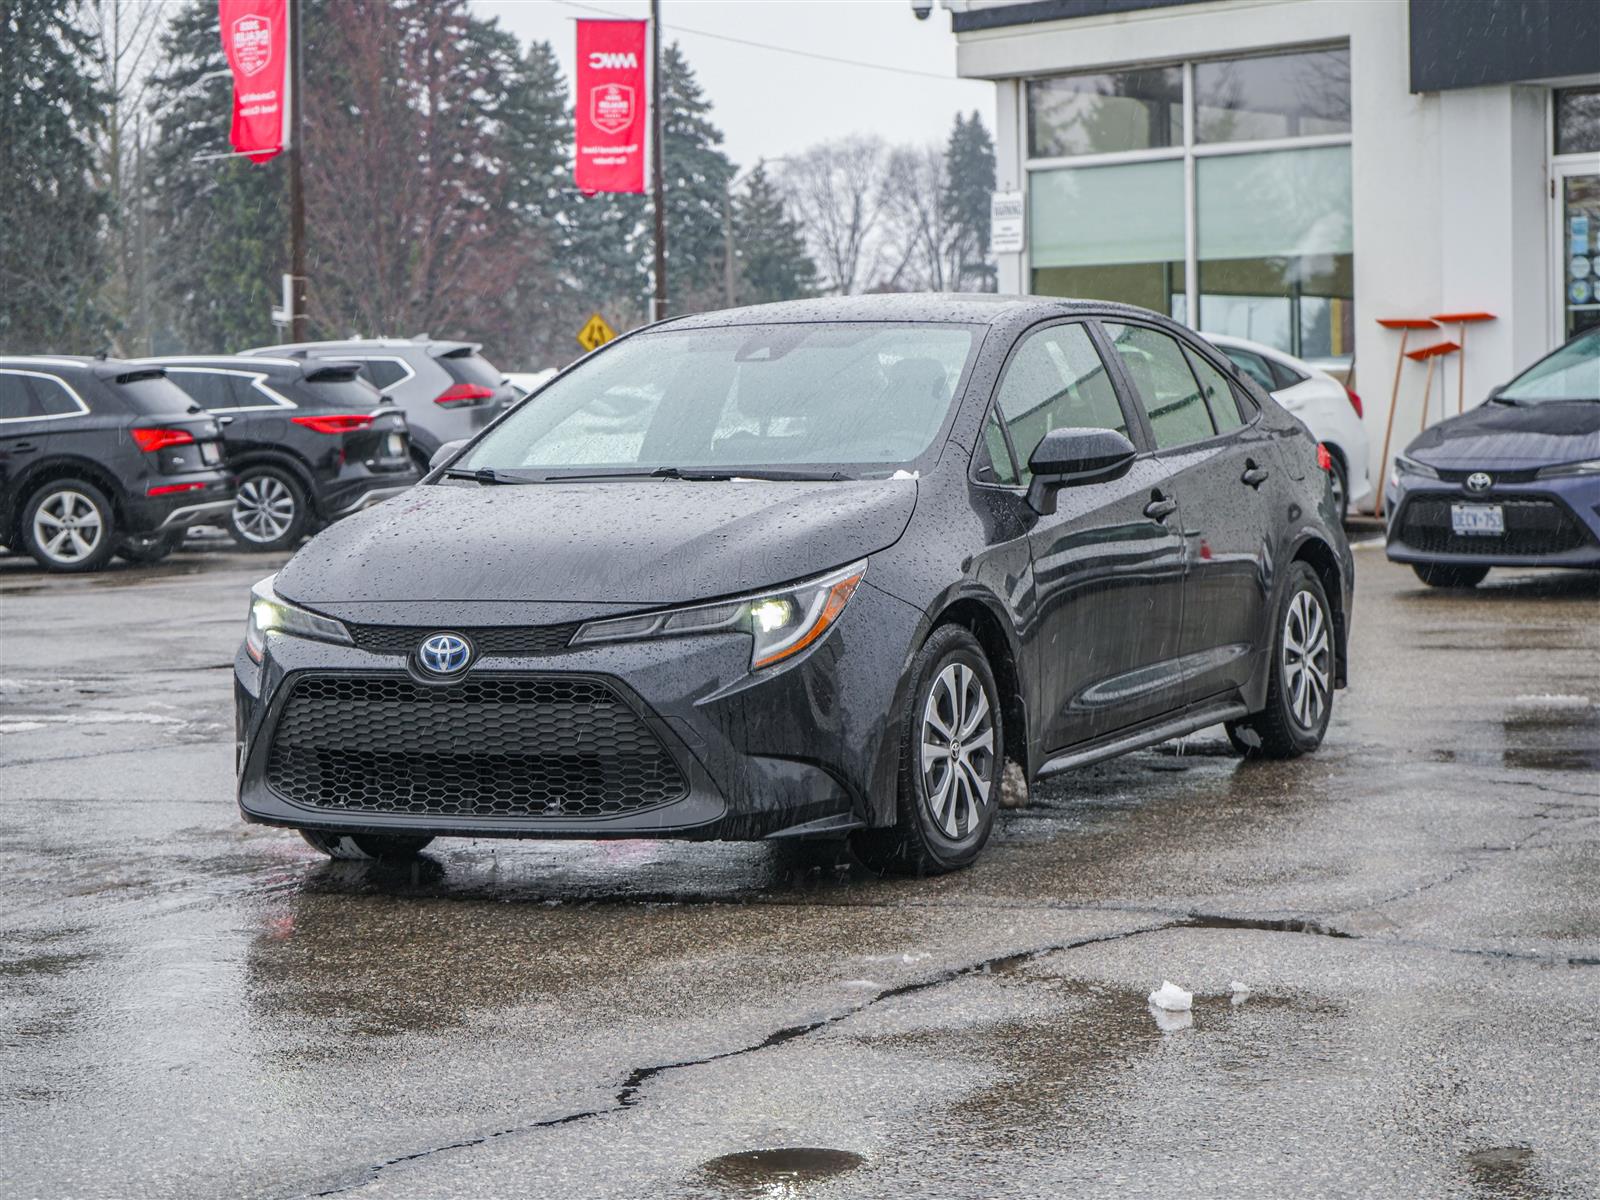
242, 338, 515, 468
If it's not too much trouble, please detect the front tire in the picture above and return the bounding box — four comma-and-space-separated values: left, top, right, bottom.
1226, 562, 1334, 760
21, 480, 117, 573
1412, 562, 1489, 589
230, 466, 309, 551
852, 626, 1002, 875
300, 829, 434, 861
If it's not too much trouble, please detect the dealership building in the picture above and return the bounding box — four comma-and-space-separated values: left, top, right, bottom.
944, 0, 1599, 507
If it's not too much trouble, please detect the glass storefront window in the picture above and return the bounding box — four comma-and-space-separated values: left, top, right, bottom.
1027, 67, 1183, 158
1195, 48, 1350, 143
1555, 88, 1600, 156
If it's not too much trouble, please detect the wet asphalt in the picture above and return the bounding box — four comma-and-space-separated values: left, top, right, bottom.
0, 539, 1596, 1199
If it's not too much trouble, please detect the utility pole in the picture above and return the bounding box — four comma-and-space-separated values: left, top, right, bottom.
287, 0, 308, 340
650, 0, 667, 321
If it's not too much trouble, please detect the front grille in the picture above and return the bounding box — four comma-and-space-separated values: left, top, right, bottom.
1434, 466, 1539, 484
347, 623, 578, 657
1394, 495, 1594, 557
264, 674, 687, 818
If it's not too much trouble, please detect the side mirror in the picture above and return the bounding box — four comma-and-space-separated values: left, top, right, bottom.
1025, 427, 1138, 513
428, 439, 467, 471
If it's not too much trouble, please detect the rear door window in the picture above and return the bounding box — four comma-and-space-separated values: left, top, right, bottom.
994, 322, 1127, 484
0, 373, 34, 420
1103, 323, 1217, 450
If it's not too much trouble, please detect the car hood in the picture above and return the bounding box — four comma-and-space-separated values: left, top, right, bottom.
1406, 400, 1600, 469
274, 478, 917, 616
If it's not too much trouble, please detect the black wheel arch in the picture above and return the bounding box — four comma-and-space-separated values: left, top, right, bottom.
922, 592, 1031, 777
7, 457, 131, 548
227, 450, 321, 517
1288, 534, 1349, 688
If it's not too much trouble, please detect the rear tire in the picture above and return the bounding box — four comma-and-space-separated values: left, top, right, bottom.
1326, 452, 1350, 523
299, 829, 434, 861
851, 626, 1002, 876
21, 480, 117, 573
1226, 562, 1334, 760
230, 466, 309, 552
1412, 563, 1489, 589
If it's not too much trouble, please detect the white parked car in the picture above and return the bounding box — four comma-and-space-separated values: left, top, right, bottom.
1204, 333, 1372, 520
502, 369, 558, 400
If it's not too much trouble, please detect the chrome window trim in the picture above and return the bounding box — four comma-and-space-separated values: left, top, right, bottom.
159, 366, 298, 413
0, 368, 91, 423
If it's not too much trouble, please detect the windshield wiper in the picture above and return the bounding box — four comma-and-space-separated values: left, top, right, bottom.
441, 466, 523, 485
540, 466, 849, 483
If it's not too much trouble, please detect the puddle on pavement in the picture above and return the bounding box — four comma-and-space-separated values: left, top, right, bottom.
699, 1148, 865, 1193
1466, 1146, 1533, 1170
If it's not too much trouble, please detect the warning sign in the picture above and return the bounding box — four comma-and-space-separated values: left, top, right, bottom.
577, 312, 617, 352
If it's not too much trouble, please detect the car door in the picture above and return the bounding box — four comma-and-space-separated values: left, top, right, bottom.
1102, 321, 1274, 704
0, 371, 52, 531
985, 320, 1188, 750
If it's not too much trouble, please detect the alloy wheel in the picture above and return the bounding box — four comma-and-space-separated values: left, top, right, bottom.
234, 475, 297, 543
1281, 589, 1332, 730
32, 489, 104, 564
919, 662, 995, 839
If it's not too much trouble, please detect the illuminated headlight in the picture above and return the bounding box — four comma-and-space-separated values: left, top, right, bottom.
1537, 457, 1600, 479
244, 575, 353, 663
1390, 454, 1438, 487
571, 560, 867, 670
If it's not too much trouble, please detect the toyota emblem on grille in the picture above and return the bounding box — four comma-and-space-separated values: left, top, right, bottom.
1465, 471, 1493, 493
418, 632, 472, 675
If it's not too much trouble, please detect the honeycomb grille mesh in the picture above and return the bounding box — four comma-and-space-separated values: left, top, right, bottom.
1394, 496, 1593, 557
264, 674, 686, 818
347, 624, 578, 657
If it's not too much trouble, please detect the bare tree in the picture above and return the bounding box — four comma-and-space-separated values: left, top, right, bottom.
780, 137, 891, 295
878, 144, 955, 293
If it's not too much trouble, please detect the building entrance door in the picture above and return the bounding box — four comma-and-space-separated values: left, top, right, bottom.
1555, 168, 1600, 340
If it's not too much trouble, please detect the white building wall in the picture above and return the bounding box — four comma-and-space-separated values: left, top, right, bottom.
954, 0, 1557, 504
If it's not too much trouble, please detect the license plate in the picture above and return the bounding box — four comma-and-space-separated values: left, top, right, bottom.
385, 433, 406, 457
200, 441, 222, 466
1451, 503, 1503, 536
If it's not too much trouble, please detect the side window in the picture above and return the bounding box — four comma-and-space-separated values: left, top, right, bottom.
1268, 358, 1305, 390
166, 371, 236, 412
977, 409, 1018, 485
1103, 323, 1217, 450
356, 359, 409, 390
995, 323, 1126, 484
0, 373, 31, 419
30, 375, 81, 416
1185, 347, 1246, 432
1220, 347, 1277, 393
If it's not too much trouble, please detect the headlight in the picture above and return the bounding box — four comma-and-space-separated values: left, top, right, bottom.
571, 560, 867, 670
1537, 457, 1600, 479
245, 575, 352, 663
1390, 454, 1439, 486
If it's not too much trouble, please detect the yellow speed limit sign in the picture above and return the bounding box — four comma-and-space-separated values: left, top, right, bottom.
577, 312, 616, 352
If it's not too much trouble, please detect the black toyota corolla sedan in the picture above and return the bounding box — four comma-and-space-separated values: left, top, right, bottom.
235, 296, 1352, 874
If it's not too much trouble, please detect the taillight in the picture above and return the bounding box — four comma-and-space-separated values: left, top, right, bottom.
292, 413, 374, 435
434, 383, 495, 408
1316, 443, 1333, 472
1345, 387, 1363, 419
131, 427, 196, 453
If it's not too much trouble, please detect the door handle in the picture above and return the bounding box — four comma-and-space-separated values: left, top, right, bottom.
10, 441, 38, 453
1241, 460, 1269, 488
1143, 494, 1178, 521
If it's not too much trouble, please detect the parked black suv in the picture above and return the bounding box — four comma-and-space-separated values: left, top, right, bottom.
0, 356, 233, 572
147, 356, 419, 551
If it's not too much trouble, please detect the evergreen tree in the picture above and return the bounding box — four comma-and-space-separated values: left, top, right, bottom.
733, 163, 816, 305
658, 42, 735, 314
942, 111, 996, 292
142, 0, 290, 352
0, 0, 111, 352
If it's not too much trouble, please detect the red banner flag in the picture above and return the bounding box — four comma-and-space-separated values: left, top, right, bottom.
220, 0, 287, 162
575, 19, 647, 194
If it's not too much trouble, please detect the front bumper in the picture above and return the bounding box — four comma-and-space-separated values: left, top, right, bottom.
234, 580, 923, 842
1384, 475, 1600, 569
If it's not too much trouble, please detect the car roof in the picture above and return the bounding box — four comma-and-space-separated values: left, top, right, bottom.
241, 337, 480, 357
656, 293, 1163, 330
0, 354, 165, 381
1202, 332, 1333, 379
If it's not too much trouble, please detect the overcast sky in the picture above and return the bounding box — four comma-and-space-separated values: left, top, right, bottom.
471, 0, 995, 167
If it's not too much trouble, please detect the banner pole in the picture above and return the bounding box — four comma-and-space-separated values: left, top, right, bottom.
650, 0, 667, 321
288, 0, 307, 341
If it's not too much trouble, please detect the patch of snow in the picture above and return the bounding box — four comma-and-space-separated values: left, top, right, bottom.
1508, 694, 1591, 711
1147, 980, 1192, 1011
1148, 1006, 1193, 1033
1230, 980, 1252, 1005
0, 712, 182, 726
0, 722, 48, 734
838, 979, 881, 990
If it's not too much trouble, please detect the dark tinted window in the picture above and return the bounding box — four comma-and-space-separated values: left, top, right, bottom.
1186, 347, 1246, 432
1220, 346, 1276, 392
304, 376, 383, 410
29, 374, 83, 416
1268, 358, 1305, 390
165, 371, 239, 411
1104, 323, 1217, 449
977, 409, 1018, 486
438, 351, 503, 388
354, 358, 410, 389
0, 373, 33, 419
995, 323, 1126, 485
115, 375, 199, 414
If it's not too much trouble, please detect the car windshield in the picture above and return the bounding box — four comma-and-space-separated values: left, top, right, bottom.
1497, 328, 1600, 404
458, 322, 979, 480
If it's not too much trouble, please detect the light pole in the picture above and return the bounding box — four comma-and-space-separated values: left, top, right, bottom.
722, 158, 786, 308
650, 0, 667, 321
